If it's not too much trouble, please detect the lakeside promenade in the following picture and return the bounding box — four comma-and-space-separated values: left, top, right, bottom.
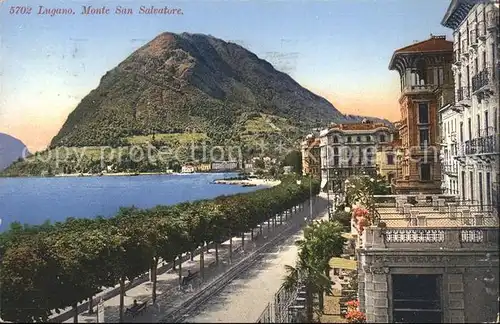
183, 193, 330, 323
54, 193, 319, 323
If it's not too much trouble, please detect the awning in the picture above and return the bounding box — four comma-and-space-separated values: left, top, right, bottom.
320, 179, 327, 189
329, 257, 357, 271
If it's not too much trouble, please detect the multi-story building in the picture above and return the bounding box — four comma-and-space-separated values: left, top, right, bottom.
375, 141, 398, 184
441, 0, 499, 213
357, 194, 499, 323
389, 35, 454, 194
211, 160, 238, 171
319, 119, 393, 191
301, 135, 321, 178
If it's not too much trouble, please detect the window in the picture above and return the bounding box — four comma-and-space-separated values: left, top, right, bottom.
380, 134, 386, 142
486, 172, 491, 205
468, 118, 472, 140
333, 156, 339, 166
418, 103, 429, 124
333, 147, 339, 155
392, 275, 442, 324
467, 65, 470, 93
420, 163, 431, 181
333, 136, 338, 143
461, 171, 466, 199
347, 136, 352, 143
483, 51, 487, 70
419, 129, 430, 147
474, 57, 478, 74
366, 135, 371, 142
387, 153, 395, 165
485, 111, 489, 136
495, 110, 498, 134
356, 136, 361, 142
479, 172, 484, 210
470, 171, 474, 202
477, 114, 481, 138
460, 122, 464, 142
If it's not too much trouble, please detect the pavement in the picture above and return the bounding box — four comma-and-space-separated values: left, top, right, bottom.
55, 199, 315, 323
180, 193, 330, 323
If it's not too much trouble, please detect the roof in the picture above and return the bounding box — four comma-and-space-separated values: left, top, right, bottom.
329, 122, 389, 131
329, 257, 357, 270
389, 36, 453, 70
441, 0, 476, 30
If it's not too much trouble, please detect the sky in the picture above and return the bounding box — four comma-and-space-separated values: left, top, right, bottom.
0, 0, 453, 152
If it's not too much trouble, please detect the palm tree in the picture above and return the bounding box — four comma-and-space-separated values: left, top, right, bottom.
282, 249, 333, 322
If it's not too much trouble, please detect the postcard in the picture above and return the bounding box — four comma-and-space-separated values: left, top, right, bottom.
0, 0, 499, 323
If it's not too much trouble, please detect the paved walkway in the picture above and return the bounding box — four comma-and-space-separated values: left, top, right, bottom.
57, 202, 311, 323
180, 194, 330, 323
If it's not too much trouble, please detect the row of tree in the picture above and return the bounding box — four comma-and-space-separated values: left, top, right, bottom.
0, 176, 320, 323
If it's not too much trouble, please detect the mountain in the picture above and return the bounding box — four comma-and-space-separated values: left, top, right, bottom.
49, 32, 380, 149
0, 133, 30, 171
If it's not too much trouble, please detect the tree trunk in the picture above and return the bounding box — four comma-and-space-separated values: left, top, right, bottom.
119, 277, 126, 323
215, 243, 219, 265
190, 250, 194, 261
88, 296, 94, 314
73, 303, 78, 323
200, 244, 205, 280
267, 218, 271, 230
172, 256, 176, 270
306, 283, 314, 322
178, 254, 183, 285
229, 237, 233, 263
241, 233, 245, 250
259, 224, 263, 235
151, 258, 158, 304
251, 228, 254, 241
206, 242, 210, 253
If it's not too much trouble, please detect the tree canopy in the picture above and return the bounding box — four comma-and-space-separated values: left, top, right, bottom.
0, 176, 320, 322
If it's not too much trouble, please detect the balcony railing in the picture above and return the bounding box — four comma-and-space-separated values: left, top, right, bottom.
403, 84, 437, 94
464, 134, 499, 155
456, 86, 469, 101
477, 23, 486, 40
362, 226, 498, 250
472, 68, 491, 92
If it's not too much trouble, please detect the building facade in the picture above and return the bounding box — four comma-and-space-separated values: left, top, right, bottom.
389, 35, 454, 194
211, 161, 238, 171
301, 135, 321, 178
319, 120, 393, 191
441, 0, 499, 213
357, 195, 499, 323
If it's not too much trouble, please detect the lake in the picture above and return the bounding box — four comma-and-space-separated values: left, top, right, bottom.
0, 173, 266, 232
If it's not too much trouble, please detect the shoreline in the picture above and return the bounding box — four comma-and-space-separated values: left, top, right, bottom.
214, 178, 281, 187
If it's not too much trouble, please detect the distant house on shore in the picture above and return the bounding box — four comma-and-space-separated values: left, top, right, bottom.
195, 163, 211, 172
211, 161, 238, 172
181, 165, 195, 173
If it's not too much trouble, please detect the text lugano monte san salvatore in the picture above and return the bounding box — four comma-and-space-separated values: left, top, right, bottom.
19, 5, 184, 16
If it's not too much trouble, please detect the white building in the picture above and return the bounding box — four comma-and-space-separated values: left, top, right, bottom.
319, 119, 394, 191
441, 0, 499, 211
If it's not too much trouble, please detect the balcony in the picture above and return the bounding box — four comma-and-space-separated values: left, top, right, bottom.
464, 135, 499, 155
477, 23, 486, 41
403, 84, 437, 95
456, 86, 470, 102
472, 68, 493, 93
442, 163, 458, 176
469, 29, 478, 48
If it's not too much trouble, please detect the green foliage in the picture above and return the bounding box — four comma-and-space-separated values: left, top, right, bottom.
0, 176, 316, 322
282, 219, 346, 321
282, 150, 302, 174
